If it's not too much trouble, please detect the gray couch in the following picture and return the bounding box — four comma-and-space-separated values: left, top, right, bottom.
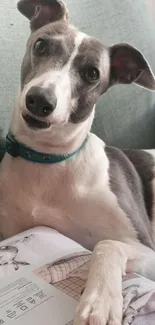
0, 0, 155, 149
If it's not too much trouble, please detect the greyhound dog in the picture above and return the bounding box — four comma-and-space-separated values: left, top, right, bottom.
1, 0, 155, 324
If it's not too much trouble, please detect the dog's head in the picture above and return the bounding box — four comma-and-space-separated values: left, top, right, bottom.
17, 0, 155, 135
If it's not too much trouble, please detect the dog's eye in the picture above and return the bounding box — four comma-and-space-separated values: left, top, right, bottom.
34, 38, 48, 55
82, 66, 100, 83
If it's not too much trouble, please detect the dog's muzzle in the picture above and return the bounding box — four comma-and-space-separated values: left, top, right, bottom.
26, 86, 57, 118
22, 86, 57, 129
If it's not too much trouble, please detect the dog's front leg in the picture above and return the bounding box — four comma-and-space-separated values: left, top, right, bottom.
74, 240, 126, 325
73, 240, 155, 325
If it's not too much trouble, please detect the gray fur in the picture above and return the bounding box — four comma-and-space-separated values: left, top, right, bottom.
105, 146, 155, 249
70, 38, 109, 123
17, 0, 155, 254
17, 0, 68, 31
21, 21, 76, 88
21, 22, 110, 123
21, 18, 155, 125
123, 149, 154, 220
0, 138, 5, 162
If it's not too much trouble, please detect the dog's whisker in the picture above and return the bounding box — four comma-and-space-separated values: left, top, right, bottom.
71, 107, 77, 116
88, 82, 100, 93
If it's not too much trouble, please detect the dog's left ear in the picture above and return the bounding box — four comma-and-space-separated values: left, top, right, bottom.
109, 44, 155, 90
17, 0, 68, 31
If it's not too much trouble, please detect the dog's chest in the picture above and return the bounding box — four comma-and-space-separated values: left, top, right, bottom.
0, 137, 136, 248
0, 156, 102, 241
0, 156, 73, 238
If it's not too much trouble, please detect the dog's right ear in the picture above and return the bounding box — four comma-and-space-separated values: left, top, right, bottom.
17, 0, 68, 31
109, 43, 155, 90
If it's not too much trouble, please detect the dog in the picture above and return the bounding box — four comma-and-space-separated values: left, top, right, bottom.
1, 0, 155, 324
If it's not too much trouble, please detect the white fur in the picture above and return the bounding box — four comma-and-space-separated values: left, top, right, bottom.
74, 240, 155, 325
143, 149, 155, 245
2, 25, 155, 325
0, 133, 137, 245
2, 126, 154, 325
20, 32, 87, 125
3, 114, 155, 325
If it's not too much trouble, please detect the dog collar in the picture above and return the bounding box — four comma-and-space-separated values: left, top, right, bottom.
6, 131, 88, 164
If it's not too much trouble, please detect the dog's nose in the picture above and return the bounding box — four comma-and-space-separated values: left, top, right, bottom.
26, 87, 56, 117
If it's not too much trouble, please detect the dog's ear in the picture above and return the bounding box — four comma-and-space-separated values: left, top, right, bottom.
109, 44, 155, 90
17, 0, 68, 31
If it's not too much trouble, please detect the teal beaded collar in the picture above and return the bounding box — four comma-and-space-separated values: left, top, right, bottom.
6, 131, 88, 164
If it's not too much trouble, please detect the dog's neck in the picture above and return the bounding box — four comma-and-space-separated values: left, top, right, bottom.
10, 106, 95, 155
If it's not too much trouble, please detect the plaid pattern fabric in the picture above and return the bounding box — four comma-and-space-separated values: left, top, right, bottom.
54, 277, 85, 301
34, 252, 155, 325
49, 253, 90, 283
34, 252, 91, 301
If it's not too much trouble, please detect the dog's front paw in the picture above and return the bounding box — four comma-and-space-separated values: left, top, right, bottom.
73, 290, 123, 325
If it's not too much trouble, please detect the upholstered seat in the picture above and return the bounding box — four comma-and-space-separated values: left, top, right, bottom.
0, 0, 155, 149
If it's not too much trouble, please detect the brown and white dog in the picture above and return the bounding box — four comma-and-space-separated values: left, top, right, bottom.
1, 0, 155, 324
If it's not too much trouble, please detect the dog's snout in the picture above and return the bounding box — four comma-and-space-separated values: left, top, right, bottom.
26, 87, 57, 117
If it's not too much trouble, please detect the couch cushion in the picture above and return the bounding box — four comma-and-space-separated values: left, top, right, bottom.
0, 0, 155, 148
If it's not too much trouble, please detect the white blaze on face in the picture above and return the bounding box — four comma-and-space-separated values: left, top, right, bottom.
46, 32, 87, 123
22, 32, 87, 124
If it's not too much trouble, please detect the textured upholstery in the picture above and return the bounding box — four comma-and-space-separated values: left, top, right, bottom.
0, 0, 155, 148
